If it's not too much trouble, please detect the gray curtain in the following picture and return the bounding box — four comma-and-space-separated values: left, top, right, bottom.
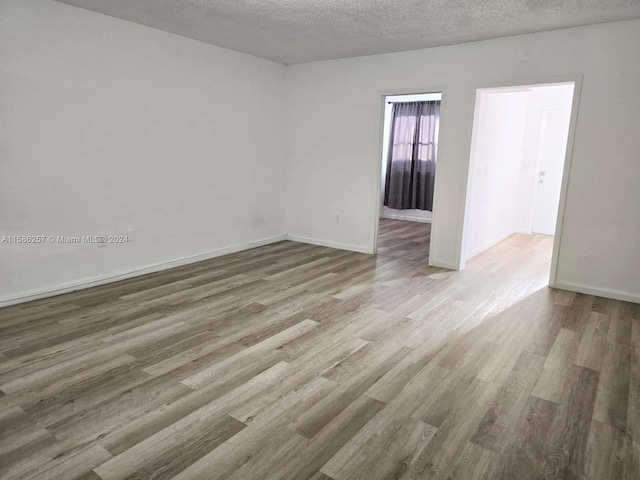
384, 101, 440, 210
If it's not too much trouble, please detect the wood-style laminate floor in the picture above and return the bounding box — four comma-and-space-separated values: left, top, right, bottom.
1, 231, 638, 479
377, 218, 431, 264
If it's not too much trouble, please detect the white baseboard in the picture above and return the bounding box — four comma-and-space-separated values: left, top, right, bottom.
286, 235, 371, 254
428, 258, 460, 271
0, 234, 287, 307
381, 213, 432, 224
465, 230, 513, 260
552, 281, 640, 305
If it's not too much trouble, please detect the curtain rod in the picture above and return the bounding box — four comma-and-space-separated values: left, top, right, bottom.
387, 100, 440, 104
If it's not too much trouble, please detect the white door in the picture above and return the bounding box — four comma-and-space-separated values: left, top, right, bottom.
532, 110, 571, 235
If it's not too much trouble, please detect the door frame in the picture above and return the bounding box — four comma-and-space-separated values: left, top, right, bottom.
370, 86, 448, 258
458, 75, 583, 287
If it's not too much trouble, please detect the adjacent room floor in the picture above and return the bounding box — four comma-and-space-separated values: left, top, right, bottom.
377, 218, 431, 264
0, 233, 638, 479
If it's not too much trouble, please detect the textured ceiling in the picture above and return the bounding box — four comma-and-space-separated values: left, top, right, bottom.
54, 0, 640, 64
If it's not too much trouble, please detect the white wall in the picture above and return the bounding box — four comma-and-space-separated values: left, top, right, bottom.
0, 0, 287, 304
380, 93, 441, 224
285, 19, 640, 301
464, 90, 529, 259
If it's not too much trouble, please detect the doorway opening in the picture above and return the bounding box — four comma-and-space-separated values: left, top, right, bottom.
375, 92, 442, 264
463, 82, 576, 285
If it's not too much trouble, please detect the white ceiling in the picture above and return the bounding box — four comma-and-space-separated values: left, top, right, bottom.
54, 0, 640, 64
